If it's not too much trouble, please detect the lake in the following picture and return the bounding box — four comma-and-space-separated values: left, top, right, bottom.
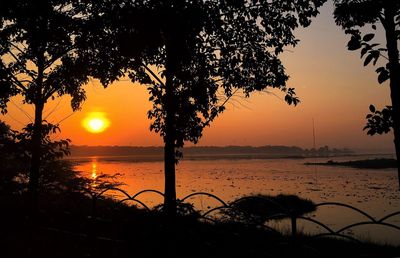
73, 154, 400, 245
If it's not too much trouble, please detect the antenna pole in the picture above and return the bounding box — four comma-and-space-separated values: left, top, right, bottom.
312, 118, 316, 149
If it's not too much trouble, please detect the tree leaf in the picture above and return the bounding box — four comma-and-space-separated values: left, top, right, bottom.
371, 50, 380, 65
363, 33, 375, 42
376, 67, 385, 73
360, 47, 368, 58
369, 104, 375, 113
377, 69, 389, 84
364, 53, 374, 66
347, 37, 361, 51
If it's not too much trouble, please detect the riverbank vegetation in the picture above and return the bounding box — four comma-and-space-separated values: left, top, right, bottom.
1, 187, 399, 258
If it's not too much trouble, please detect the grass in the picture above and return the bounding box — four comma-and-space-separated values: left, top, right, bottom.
1, 191, 399, 258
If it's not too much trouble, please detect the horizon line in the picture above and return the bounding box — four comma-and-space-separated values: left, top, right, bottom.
70, 144, 353, 149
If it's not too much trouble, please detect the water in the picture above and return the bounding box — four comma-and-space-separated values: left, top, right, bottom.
73, 154, 400, 245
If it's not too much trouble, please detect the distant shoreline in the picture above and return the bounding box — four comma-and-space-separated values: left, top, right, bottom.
69, 145, 354, 159
67, 153, 396, 164
64, 145, 399, 164
68, 153, 309, 163
304, 158, 398, 169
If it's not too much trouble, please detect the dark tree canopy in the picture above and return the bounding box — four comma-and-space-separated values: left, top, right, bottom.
93, 0, 326, 151
0, 0, 96, 208
0, 0, 91, 113
87, 0, 326, 214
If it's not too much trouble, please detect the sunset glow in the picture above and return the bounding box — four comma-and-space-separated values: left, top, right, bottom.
0, 4, 395, 150
1, 0, 400, 255
82, 112, 110, 134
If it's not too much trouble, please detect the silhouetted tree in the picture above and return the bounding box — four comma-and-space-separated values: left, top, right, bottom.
0, 0, 92, 210
95, 0, 325, 215
334, 0, 400, 188
126, 0, 324, 216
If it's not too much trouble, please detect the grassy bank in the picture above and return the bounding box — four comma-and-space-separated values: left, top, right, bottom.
1, 192, 399, 258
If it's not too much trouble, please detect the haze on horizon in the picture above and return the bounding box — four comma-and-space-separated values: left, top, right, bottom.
0, 1, 395, 152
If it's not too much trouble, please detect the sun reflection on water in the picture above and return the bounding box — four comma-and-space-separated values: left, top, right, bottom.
91, 161, 98, 180
90, 159, 99, 189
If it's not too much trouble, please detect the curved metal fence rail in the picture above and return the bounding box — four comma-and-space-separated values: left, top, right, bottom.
297, 203, 400, 244
92, 187, 400, 246
90, 187, 163, 214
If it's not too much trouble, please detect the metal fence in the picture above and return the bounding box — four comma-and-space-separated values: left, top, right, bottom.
90, 187, 400, 246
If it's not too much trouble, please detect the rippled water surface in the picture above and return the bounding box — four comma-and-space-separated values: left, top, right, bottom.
74, 155, 400, 245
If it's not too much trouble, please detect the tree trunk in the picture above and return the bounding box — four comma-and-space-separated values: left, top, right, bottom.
28, 49, 45, 215
384, 7, 400, 189
163, 44, 177, 216
28, 101, 44, 213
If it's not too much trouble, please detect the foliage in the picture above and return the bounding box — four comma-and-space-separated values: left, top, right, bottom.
333, 0, 400, 134
91, 0, 326, 157
153, 201, 200, 218
2, 121, 71, 192
223, 194, 316, 225
364, 105, 393, 135
0, 121, 27, 194
16, 121, 71, 160
85, 173, 124, 198
85, 0, 327, 212
0, 0, 99, 199
0, 0, 93, 113
0, 120, 76, 194
0, 1, 131, 203
334, 0, 400, 188
0, 120, 119, 198
0, 120, 22, 157
344, 26, 391, 84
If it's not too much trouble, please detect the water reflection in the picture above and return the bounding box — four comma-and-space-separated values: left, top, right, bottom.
89, 158, 99, 190
91, 160, 98, 180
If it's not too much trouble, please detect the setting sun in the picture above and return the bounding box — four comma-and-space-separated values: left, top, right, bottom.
82, 112, 110, 133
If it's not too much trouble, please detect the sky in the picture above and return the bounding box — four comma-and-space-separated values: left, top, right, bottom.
1, 1, 395, 151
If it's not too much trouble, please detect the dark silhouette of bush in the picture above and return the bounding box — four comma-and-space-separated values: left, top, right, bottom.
224, 194, 316, 225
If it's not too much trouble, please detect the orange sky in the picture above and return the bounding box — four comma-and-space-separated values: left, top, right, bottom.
1, 2, 395, 151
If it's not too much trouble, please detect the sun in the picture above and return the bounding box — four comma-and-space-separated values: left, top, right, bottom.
82, 112, 110, 133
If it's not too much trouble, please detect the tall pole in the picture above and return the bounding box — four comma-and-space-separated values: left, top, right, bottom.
312, 118, 316, 150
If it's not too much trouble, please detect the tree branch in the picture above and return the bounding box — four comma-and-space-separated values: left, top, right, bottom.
9, 42, 25, 54
0, 62, 28, 92
202, 88, 240, 128
379, 52, 389, 61
43, 86, 58, 101
378, 13, 387, 28
44, 46, 75, 69
6, 50, 21, 63
141, 62, 166, 87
